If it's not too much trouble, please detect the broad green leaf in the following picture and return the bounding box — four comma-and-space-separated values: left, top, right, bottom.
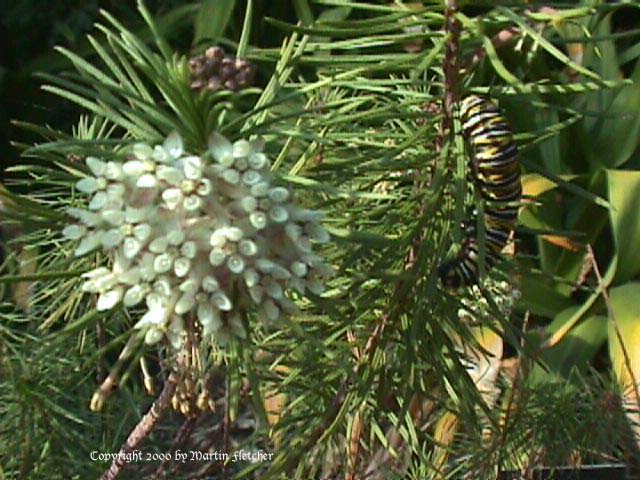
551, 171, 609, 292
194, 0, 237, 44
522, 173, 560, 198
531, 308, 607, 383
543, 259, 615, 350
609, 283, 640, 389
521, 158, 610, 209
519, 274, 574, 318
507, 94, 565, 174
580, 14, 640, 168
608, 169, 640, 284
609, 282, 640, 446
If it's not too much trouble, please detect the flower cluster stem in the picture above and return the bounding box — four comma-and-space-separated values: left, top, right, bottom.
99, 366, 183, 480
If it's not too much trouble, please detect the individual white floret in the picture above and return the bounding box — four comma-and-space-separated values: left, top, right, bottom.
86, 156, 107, 176
250, 181, 269, 197
249, 212, 267, 229
124, 284, 147, 306
202, 275, 219, 292
238, 239, 257, 257
173, 257, 191, 277
197, 301, 222, 335
233, 139, 252, 158
101, 209, 125, 226
166, 229, 185, 246
248, 152, 267, 170
104, 162, 124, 181
123, 160, 150, 176
162, 188, 184, 210
145, 328, 165, 345
180, 240, 198, 259
248, 285, 263, 303
196, 178, 212, 196
305, 223, 330, 243
133, 224, 152, 242
208, 133, 234, 165
63, 224, 86, 240
135, 293, 173, 329
137, 173, 158, 188
166, 316, 186, 350
149, 237, 169, 253
175, 292, 195, 315
211, 291, 232, 311
268, 187, 289, 203
243, 268, 260, 288
101, 229, 124, 249
76, 177, 104, 194
123, 237, 143, 259
89, 192, 108, 210
153, 276, 173, 297
162, 131, 184, 159
97, 287, 123, 311
227, 254, 245, 274
183, 195, 202, 211
209, 248, 226, 266
291, 261, 307, 278
182, 156, 203, 180
132, 143, 154, 160
179, 278, 199, 294
269, 206, 288, 223
75, 232, 102, 256
156, 165, 184, 186
153, 252, 174, 274
152, 145, 170, 163
242, 170, 262, 186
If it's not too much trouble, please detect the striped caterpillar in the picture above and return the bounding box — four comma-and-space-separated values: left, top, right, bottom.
438, 95, 521, 288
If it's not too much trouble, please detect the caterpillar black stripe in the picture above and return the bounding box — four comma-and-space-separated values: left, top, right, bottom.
438, 95, 521, 289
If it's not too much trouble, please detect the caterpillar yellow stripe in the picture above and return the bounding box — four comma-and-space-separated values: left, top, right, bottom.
438, 95, 521, 289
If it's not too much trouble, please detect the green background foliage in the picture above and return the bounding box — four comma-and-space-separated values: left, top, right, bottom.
2, 1, 640, 479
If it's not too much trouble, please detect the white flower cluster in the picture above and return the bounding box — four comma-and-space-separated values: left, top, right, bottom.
64, 132, 332, 347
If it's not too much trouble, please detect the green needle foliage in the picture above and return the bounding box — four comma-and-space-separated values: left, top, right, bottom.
1, 1, 639, 479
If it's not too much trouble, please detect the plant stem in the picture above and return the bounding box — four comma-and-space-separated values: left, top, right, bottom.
438, 0, 461, 153
99, 367, 181, 480
153, 415, 199, 478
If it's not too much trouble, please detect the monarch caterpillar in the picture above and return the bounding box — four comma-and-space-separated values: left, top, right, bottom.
438, 95, 521, 289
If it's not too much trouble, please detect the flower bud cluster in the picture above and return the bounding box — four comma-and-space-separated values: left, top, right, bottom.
189, 46, 255, 93
457, 280, 519, 324
65, 132, 331, 347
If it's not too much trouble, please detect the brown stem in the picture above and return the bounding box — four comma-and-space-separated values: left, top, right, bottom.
99, 366, 182, 480
357, 6, 463, 478
437, 0, 461, 154
153, 414, 200, 478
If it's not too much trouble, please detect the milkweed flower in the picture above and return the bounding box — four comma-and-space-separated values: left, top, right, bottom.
65, 132, 332, 348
